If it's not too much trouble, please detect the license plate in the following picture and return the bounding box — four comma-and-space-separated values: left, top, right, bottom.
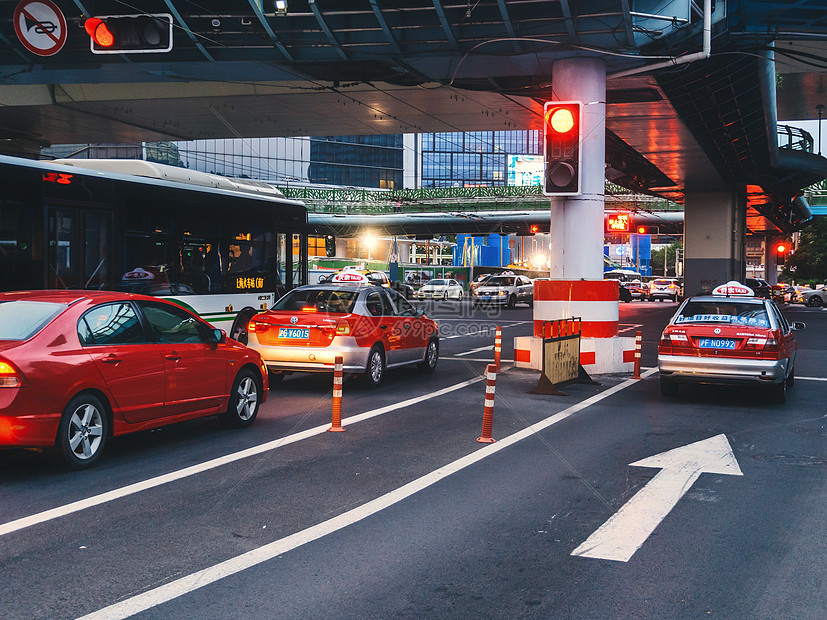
698, 338, 736, 349
278, 328, 309, 340
480, 295, 492, 301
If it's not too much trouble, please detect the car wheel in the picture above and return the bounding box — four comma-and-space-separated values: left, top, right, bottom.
786, 364, 795, 388
770, 378, 787, 403
807, 296, 823, 307
457, 291, 463, 301
53, 393, 109, 469
507, 294, 517, 309
220, 368, 261, 428
418, 338, 439, 373
660, 378, 679, 397
230, 309, 257, 345
363, 345, 385, 388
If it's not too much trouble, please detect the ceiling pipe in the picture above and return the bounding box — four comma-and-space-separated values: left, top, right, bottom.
608, 0, 712, 79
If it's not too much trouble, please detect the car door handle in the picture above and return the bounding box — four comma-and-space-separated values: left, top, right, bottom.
164, 352, 182, 361
100, 354, 121, 364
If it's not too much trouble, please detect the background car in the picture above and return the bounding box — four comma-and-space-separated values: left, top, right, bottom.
321, 267, 414, 299
622, 279, 648, 301
658, 281, 803, 402
794, 285, 827, 307
0, 290, 268, 469
745, 278, 772, 299
649, 278, 682, 302
472, 273, 533, 308
247, 284, 439, 388
415, 278, 464, 301
469, 273, 493, 294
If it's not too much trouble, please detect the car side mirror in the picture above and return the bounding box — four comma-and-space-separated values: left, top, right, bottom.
415, 308, 425, 317
792, 321, 806, 331
211, 328, 227, 343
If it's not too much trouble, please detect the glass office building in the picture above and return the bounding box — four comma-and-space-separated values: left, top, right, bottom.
420, 130, 542, 187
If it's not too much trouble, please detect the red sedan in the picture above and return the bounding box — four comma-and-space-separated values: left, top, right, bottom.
0, 290, 268, 468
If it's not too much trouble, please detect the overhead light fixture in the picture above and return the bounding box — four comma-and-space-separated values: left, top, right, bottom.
275, 1, 287, 15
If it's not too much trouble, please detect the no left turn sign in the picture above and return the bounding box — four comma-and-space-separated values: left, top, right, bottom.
14, 0, 67, 57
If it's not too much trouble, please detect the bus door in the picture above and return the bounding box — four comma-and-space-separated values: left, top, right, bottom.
48, 207, 112, 290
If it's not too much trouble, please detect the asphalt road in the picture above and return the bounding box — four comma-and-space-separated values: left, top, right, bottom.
1, 299, 825, 619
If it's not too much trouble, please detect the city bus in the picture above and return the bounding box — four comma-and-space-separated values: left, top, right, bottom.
0, 155, 308, 343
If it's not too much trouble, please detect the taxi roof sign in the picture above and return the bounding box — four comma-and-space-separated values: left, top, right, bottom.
712, 281, 754, 297
330, 271, 370, 284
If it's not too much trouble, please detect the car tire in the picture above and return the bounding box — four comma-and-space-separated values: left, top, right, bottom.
418, 338, 439, 373
507, 294, 517, 309
230, 309, 257, 345
660, 378, 679, 397
220, 368, 261, 428
457, 291, 463, 301
363, 345, 385, 388
53, 393, 109, 469
770, 378, 787, 403
807, 296, 823, 307
786, 364, 795, 388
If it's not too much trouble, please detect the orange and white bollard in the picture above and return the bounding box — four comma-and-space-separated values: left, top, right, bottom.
328, 356, 345, 432
477, 364, 497, 444
633, 330, 642, 380
494, 325, 502, 373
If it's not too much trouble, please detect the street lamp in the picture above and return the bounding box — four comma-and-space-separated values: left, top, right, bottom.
363, 233, 376, 262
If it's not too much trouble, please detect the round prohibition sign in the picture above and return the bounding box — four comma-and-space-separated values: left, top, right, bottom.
13, 0, 67, 57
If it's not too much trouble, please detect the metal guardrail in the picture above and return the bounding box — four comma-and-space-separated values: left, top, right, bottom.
778, 124, 814, 153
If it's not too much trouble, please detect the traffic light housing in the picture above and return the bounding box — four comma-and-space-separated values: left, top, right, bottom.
776, 242, 788, 264
529, 224, 540, 234
85, 14, 173, 54
543, 101, 581, 196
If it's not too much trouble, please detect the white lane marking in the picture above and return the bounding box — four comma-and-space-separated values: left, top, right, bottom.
798, 376, 827, 381
455, 345, 494, 357
78, 368, 659, 620
571, 434, 742, 562
0, 376, 484, 539
440, 321, 532, 340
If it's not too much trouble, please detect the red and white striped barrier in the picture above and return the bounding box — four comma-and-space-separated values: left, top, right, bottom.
477, 364, 497, 444
633, 330, 642, 379
494, 325, 502, 373
328, 355, 345, 432
532, 280, 619, 339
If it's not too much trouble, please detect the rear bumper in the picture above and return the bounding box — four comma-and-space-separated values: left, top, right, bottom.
247, 335, 369, 374
658, 354, 788, 384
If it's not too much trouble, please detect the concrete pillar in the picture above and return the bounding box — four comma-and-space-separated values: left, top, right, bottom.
764, 236, 778, 284
683, 190, 747, 296
549, 58, 606, 280
520, 57, 636, 374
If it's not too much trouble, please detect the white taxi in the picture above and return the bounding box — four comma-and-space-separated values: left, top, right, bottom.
658, 281, 804, 402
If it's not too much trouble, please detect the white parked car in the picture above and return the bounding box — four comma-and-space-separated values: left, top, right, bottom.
794, 286, 827, 307
472, 273, 534, 308
415, 278, 464, 300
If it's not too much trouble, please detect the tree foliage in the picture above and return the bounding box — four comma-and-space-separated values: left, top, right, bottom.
650, 241, 683, 277
782, 218, 827, 283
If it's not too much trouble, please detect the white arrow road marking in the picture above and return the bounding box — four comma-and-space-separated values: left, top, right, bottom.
571, 434, 743, 562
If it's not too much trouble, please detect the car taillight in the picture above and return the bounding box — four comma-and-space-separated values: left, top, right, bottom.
744, 336, 767, 350
660, 332, 688, 343
0, 360, 25, 388
336, 320, 351, 335
247, 320, 269, 333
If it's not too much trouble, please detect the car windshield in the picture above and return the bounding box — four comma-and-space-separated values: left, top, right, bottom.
485, 277, 513, 287
674, 300, 770, 328
428, 279, 447, 286
0, 300, 66, 340
273, 288, 359, 314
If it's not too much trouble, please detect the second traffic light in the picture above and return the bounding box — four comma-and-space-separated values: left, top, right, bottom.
543, 101, 582, 196
776, 242, 788, 264
85, 14, 173, 54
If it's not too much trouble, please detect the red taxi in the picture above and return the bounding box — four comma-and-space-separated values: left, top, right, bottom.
0, 290, 268, 469
658, 281, 804, 402
246, 272, 439, 387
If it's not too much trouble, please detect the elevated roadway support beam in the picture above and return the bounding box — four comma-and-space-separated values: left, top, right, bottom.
520, 57, 634, 375
683, 190, 747, 296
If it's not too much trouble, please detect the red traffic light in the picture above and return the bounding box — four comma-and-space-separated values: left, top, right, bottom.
542, 101, 582, 196
529, 224, 540, 234
85, 18, 114, 48
637, 226, 646, 234
85, 14, 173, 54
776, 243, 787, 254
